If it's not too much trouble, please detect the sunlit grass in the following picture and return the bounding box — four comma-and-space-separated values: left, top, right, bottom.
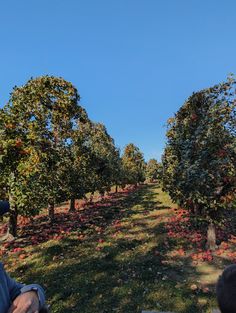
3, 183, 223, 313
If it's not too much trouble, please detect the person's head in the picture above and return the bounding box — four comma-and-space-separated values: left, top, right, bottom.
216, 264, 236, 313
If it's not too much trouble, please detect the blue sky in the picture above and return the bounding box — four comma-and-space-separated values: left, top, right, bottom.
1, 0, 236, 161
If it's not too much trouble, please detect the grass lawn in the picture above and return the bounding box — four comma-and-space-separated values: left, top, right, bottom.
2, 183, 234, 313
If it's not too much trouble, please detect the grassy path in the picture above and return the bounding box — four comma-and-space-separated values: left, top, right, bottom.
5, 184, 224, 313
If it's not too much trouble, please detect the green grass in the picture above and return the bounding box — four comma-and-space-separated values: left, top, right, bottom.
4, 184, 224, 313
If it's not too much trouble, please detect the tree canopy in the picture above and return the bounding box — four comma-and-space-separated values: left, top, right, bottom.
162, 76, 236, 249
1, 76, 143, 235
122, 143, 146, 185
0, 76, 88, 232
145, 158, 162, 182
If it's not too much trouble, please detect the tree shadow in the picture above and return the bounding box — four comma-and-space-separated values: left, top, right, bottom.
7, 184, 223, 313
6, 185, 149, 249
15, 235, 218, 313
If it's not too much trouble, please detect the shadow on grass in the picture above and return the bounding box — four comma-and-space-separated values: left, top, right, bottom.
9, 184, 221, 313
17, 240, 218, 313
13, 184, 164, 248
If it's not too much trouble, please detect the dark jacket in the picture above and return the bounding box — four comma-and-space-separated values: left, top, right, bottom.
0, 262, 45, 313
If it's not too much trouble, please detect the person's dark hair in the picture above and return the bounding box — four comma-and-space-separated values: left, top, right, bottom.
216, 264, 236, 313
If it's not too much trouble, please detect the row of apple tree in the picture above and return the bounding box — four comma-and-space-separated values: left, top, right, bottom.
0, 76, 161, 236
162, 75, 236, 250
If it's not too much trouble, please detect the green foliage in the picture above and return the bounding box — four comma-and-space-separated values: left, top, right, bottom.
76, 121, 122, 195
0, 75, 147, 235
145, 158, 162, 182
0, 76, 87, 229
122, 143, 146, 185
162, 76, 236, 223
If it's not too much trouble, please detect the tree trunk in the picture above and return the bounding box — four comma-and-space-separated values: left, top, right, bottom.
207, 222, 216, 251
9, 208, 18, 237
8, 192, 18, 238
69, 197, 75, 212
193, 203, 199, 215
115, 185, 118, 193
48, 202, 55, 224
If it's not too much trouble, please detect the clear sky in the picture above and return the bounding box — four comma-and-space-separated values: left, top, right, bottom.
1, 0, 236, 161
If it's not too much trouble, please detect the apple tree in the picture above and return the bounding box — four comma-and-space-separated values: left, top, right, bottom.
162, 77, 236, 250
145, 159, 162, 182
122, 143, 146, 186
0, 76, 86, 231
77, 121, 122, 198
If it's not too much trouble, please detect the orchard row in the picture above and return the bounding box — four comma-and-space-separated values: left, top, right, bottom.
162, 75, 236, 250
0, 76, 161, 236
